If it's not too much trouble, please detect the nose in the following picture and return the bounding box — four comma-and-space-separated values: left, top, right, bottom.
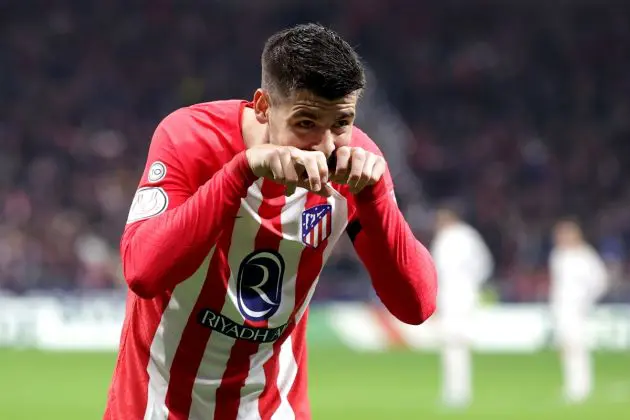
313, 130, 336, 158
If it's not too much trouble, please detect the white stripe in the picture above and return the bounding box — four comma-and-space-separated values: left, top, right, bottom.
270, 337, 298, 420
144, 252, 214, 420
236, 190, 308, 418
187, 333, 236, 420
295, 193, 349, 322
189, 182, 266, 419
236, 346, 274, 420
268, 193, 308, 328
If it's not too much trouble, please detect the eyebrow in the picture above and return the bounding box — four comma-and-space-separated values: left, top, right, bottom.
336, 110, 356, 119
291, 109, 355, 120
292, 110, 319, 120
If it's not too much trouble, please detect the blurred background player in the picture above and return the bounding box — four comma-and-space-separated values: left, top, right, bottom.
430, 206, 494, 408
549, 218, 609, 404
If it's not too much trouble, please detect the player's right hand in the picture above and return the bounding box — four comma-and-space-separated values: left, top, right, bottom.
245, 145, 332, 197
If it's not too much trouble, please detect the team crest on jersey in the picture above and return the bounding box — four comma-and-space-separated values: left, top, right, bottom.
237, 250, 285, 322
301, 204, 332, 249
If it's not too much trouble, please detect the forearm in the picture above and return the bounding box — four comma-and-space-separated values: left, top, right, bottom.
353, 181, 438, 324
121, 152, 257, 298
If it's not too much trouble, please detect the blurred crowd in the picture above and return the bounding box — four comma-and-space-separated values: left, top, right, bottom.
2, 1, 630, 301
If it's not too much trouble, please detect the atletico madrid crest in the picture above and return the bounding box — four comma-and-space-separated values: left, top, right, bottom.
301, 204, 332, 249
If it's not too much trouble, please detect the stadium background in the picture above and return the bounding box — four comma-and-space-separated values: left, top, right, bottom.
1, 1, 629, 419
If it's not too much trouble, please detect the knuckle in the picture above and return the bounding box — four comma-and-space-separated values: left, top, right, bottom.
339, 146, 351, 155
353, 148, 366, 158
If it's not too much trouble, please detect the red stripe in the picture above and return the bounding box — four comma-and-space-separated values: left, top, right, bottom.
286, 195, 343, 418
286, 313, 311, 420
293, 195, 329, 314
318, 219, 323, 247
164, 217, 237, 420
258, 194, 327, 419
214, 180, 285, 420
257, 336, 284, 418
104, 292, 172, 419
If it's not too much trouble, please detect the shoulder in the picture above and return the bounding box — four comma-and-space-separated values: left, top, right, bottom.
156, 100, 246, 152
550, 248, 575, 267
348, 125, 394, 192
460, 224, 486, 243
582, 245, 604, 263
150, 100, 247, 186
445, 224, 471, 240
350, 126, 384, 156
434, 227, 460, 247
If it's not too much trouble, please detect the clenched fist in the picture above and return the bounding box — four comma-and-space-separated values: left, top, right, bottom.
328, 146, 387, 194
246, 145, 331, 196
246, 145, 387, 197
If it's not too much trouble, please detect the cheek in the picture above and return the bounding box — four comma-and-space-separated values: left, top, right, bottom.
267, 120, 290, 146
279, 126, 316, 148
270, 129, 303, 148
334, 132, 352, 147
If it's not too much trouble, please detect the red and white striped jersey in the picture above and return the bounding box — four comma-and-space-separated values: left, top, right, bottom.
104, 100, 437, 420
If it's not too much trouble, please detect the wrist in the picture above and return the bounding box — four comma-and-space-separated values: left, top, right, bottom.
355, 178, 389, 204
233, 151, 259, 185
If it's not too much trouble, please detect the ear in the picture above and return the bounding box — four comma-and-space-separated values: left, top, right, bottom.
253, 89, 270, 124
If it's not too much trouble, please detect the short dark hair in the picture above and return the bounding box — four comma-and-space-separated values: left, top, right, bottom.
261, 23, 366, 101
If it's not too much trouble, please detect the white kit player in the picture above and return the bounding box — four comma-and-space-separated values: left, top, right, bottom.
549, 219, 608, 404
430, 207, 493, 408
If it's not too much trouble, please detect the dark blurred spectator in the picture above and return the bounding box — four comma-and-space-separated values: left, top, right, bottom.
2, 1, 630, 302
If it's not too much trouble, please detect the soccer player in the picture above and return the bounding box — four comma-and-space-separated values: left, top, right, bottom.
430, 207, 493, 408
104, 23, 438, 420
549, 218, 608, 404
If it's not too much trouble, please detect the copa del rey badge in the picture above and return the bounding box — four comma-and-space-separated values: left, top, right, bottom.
301, 204, 332, 249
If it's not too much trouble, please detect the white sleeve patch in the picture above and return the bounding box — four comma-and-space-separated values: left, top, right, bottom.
147, 161, 167, 183
126, 187, 169, 224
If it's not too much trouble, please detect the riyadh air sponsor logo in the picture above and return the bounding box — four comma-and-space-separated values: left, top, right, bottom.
197, 309, 289, 343
126, 187, 168, 224
301, 204, 332, 249
236, 250, 285, 322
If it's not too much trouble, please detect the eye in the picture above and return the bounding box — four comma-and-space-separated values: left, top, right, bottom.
333, 120, 350, 129
297, 120, 315, 129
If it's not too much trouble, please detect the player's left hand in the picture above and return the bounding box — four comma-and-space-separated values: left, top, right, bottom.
328, 146, 387, 194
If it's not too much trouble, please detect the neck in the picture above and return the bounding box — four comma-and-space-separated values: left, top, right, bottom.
241, 106, 269, 149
